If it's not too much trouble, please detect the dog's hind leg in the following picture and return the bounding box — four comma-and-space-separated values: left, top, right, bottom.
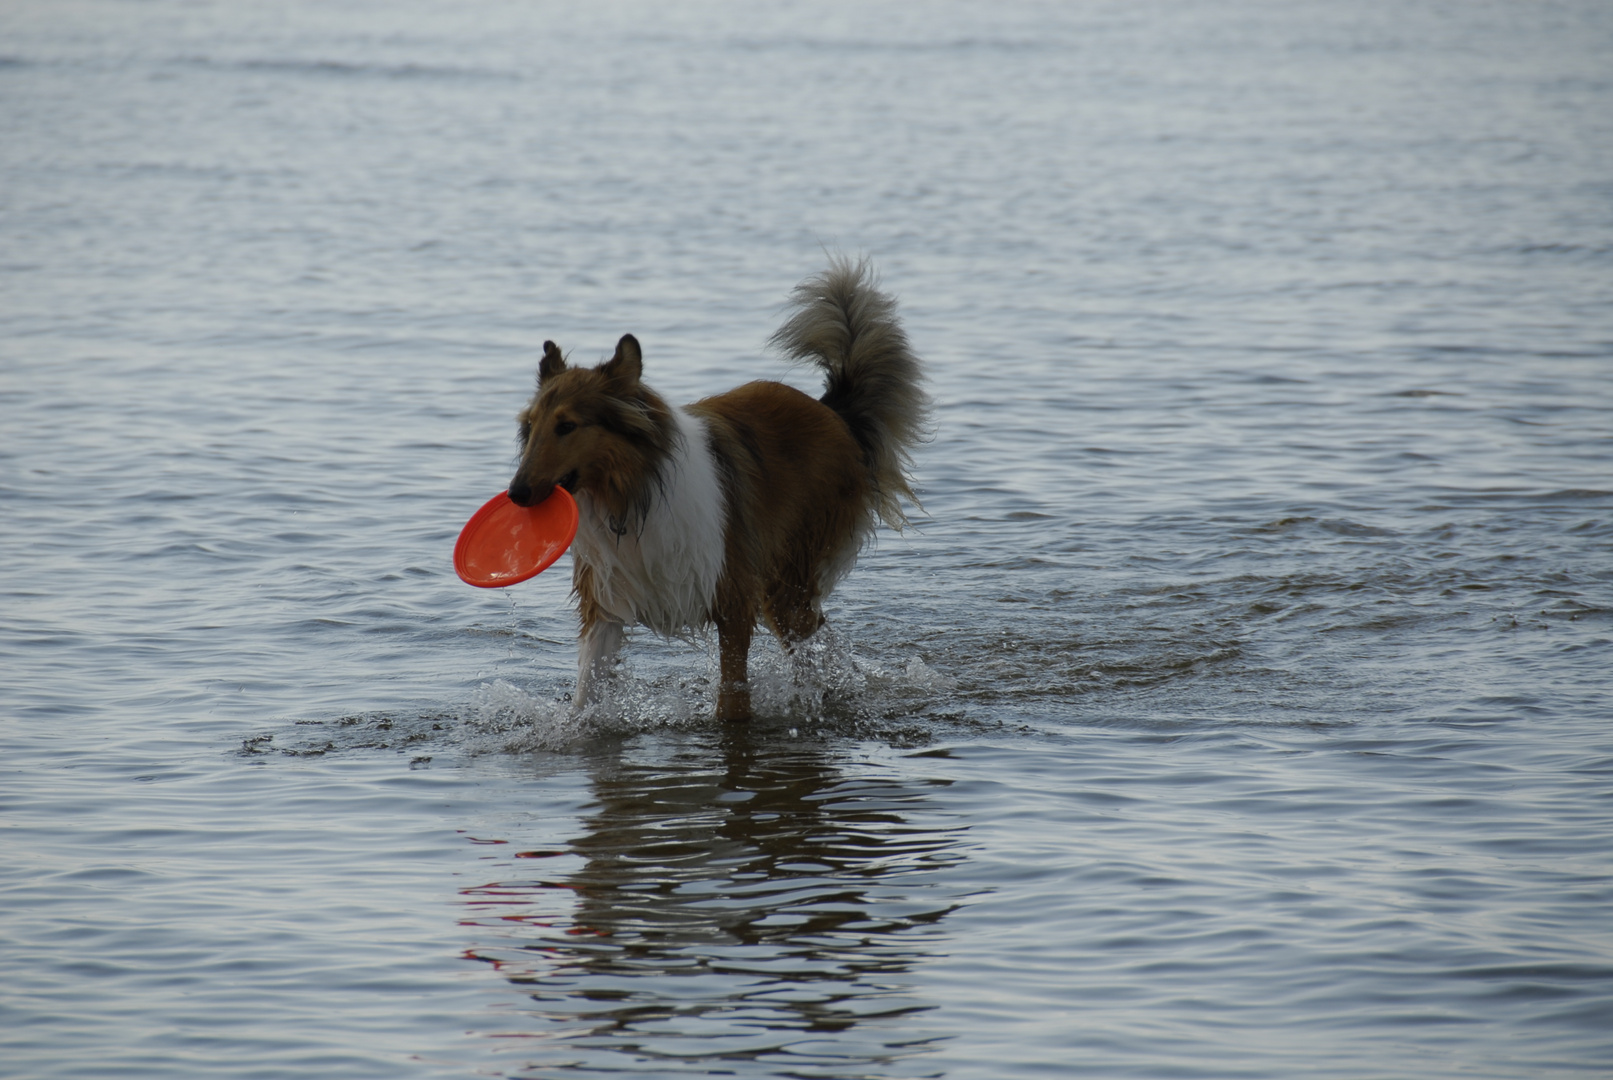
576, 618, 624, 707
763, 579, 825, 653
764, 579, 828, 701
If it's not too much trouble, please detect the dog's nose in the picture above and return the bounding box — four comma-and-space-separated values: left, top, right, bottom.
507, 478, 552, 507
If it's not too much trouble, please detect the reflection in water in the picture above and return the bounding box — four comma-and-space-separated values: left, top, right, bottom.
459, 729, 968, 1078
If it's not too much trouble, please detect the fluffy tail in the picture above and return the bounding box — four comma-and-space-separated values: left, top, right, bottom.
769, 256, 930, 530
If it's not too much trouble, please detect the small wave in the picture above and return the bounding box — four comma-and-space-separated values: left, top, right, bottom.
1508, 241, 1613, 258
1318, 518, 1399, 538
169, 55, 515, 82
1241, 515, 1398, 538
1432, 487, 1613, 508
239, 711, 454, 760
724, 36, 1064, 55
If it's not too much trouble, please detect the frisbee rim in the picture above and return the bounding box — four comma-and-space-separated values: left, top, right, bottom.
453, 487, 578, 588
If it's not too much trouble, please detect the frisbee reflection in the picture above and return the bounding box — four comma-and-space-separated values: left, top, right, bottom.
458, 728, 966, 1074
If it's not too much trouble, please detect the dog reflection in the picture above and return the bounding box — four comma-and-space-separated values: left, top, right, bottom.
464, 729, 962, 1071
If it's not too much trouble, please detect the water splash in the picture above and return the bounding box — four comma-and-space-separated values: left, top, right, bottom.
460, 626, 961, 752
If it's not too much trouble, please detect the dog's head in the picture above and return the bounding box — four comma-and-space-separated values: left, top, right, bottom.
509, 334, 674, 519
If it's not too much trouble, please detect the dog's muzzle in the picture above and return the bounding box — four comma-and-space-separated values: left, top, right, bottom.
508, 470, 577, 507
507, 477, 550, 507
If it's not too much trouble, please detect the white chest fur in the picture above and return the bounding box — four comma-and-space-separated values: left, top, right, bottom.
571, 407, 727, 636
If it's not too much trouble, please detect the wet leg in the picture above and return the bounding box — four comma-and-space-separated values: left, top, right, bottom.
715, 613, 753, 722
764, 580, 825, 653
576, 619, 624, 706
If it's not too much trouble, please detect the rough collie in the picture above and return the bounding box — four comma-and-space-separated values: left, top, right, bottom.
507, 257, 928, 721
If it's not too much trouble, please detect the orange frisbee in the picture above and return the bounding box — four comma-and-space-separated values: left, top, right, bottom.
454, 487, 579, 588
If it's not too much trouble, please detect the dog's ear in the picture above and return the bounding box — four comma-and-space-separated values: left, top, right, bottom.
538, 340, 567, 385
600, 334, 643, 386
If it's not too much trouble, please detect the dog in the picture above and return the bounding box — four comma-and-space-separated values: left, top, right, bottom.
507, 257, 928, 721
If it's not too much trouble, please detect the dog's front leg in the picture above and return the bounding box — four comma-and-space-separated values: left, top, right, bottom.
714, 614, 753, 722
576, 619, 624, 706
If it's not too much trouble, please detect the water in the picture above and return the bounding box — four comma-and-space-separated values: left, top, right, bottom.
3, 1, 1612, 1076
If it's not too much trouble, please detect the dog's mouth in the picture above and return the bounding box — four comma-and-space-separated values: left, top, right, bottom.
509, 470, 579, 507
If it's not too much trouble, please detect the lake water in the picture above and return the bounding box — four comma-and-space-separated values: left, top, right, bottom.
3, 1, 1612, 1077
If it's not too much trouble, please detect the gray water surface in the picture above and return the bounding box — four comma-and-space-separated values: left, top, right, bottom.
3, 2, 1612, 1077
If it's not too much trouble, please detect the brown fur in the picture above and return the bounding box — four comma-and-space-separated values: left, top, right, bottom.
691, 382, 871, 719
508, 259, 927, 721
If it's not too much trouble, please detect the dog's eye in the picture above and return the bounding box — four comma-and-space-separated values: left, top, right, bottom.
555, 420, 577, 436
